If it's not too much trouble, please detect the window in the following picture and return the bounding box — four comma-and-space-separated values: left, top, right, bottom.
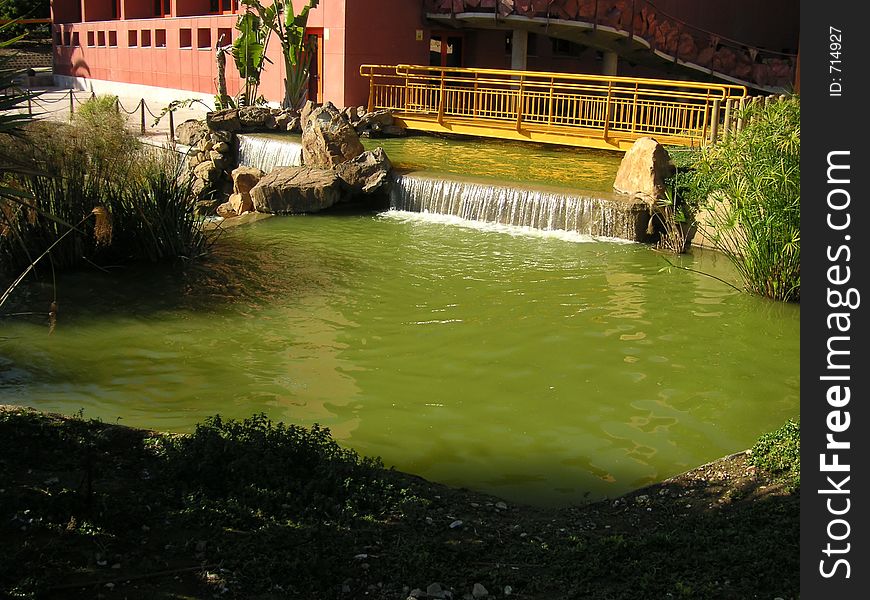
111, 0, 120, 20
210, 0, 238, 14
63, 31, 71, 46
180, 29, 192, 48
141, 30, 152, 47
128, 30, 138, 47
551, 38, 585, 57
154, 0, 171, 17
109, 31, 117, 47
156, 29, 167, 47
87, 31, 95, 47
429, 34, 463, 68
217, 28, 232, 48
197, 28, 212, 49
97, 31, 106, 46
72, 32, 80, 47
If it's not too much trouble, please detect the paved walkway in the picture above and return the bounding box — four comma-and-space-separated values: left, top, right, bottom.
12, 85, 213, 141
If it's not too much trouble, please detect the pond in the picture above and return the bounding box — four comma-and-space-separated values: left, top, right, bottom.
1, 211, 799, 506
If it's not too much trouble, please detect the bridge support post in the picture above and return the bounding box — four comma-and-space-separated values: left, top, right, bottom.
511, 30, 528, 71
602, 51, 619, 76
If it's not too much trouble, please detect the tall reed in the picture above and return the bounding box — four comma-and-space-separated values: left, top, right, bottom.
688, 96, 800, 302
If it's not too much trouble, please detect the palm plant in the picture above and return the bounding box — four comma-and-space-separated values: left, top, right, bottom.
239, 0, 320, 109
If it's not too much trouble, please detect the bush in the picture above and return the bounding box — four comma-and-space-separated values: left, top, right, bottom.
750, 419, 800, 491
693, 96, 801, 301
0, 96, 210, 275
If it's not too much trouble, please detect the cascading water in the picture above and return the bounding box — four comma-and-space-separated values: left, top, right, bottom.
390, 172, 650, 241
237, 134, 303, 172
232, 134, 645, 241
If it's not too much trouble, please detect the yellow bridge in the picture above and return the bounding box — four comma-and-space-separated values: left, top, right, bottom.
361, 64, 747, 151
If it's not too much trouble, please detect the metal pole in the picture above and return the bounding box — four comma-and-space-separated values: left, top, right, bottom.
69, 89, 74, 120
169, 109, 175, 143
140, 99, 146, 135
27, 93, 32, 117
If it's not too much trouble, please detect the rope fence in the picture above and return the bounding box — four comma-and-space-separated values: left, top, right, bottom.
7, 88, 207, 141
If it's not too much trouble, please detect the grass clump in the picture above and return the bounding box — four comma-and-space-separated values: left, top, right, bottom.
750, 419, 800, 490
0, 95, 210, 278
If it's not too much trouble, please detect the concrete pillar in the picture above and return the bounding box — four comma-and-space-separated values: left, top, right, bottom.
511, 29, 528, 71
602, 51, 618, 76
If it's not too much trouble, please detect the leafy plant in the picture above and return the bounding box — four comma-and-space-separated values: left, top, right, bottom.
692, 96, 801, 301
750, 419, 800, 491
240, 0, 320, 109
232, 10, 270, 107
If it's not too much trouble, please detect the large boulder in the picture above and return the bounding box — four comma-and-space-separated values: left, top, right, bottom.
612, 137, 674, 200
232, 166, 265, 195
300, 99, 321, 129
355, 109, 395, 133
238, 105, 271, 129
302, 102, 366, 169
334, 147, 393, 194
228, 192, 254, 214
250, 166, 344, 214
193, 160, 221, 183
206, 109, 241, 132
175, 119, 208, 147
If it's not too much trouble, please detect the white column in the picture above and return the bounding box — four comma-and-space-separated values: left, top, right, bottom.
602, 51, 619, 76
511, 29, 528, 71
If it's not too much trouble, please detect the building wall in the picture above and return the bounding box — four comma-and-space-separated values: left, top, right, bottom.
653, 0, 799, 53
50, 1, 798, 108
343, 0, 429, 107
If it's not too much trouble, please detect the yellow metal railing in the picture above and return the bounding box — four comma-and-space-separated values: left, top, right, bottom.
360, 64, 748, 150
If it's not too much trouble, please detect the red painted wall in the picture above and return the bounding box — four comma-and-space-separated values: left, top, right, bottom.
82, 0, 115, 22
51, 0, 82, 23
342, 0, 429, 107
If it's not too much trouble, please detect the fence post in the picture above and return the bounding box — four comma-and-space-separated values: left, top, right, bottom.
115, 97, 120, 114
630, 81, 639, 133
602, 81, 613, 140
27, 93, 32, 117
437, 70, 446, 125
169, 109, 175, 143
736, 96, 746, 133
709, 98, 721, 145
722, 97, 733, 141
69, 89, 74, 120
140, 99, 146, 135
515, 75, 525, 132
368, 70, 375, 113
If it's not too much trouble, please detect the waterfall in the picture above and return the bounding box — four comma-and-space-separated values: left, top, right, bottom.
237, 134, 303, 172
390, 173, 648, 241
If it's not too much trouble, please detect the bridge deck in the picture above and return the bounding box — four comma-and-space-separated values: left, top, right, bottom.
361, 65, 747, 151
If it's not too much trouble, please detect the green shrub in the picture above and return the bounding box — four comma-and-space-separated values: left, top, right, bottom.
750, 419, 800, 491
161, 414, 395, 524
694, 96, 801, 301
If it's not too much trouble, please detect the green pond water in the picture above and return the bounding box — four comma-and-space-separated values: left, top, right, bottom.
1, 212, 799, 506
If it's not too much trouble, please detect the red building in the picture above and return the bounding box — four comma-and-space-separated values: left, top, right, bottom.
51, 0, 799, 108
